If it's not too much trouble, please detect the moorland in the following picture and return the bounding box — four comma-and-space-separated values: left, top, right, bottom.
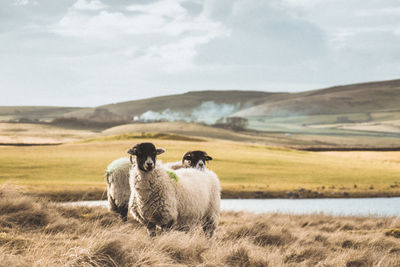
0, 188, 399, 266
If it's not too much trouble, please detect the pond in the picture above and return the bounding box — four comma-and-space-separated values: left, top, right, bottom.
67, 197, 400, 217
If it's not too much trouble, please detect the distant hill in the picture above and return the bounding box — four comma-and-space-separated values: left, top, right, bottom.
234, 79, 400, 117
1, 79, 399, 135
64, 90, 284, 124
0, 106, 84, 122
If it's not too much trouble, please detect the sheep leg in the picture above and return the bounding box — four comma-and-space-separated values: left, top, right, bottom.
147, 222, 156, 237
108, 195, 118, 212
161, 220, 174, 233
119, 206, 128, 222
202, 219, 216, 238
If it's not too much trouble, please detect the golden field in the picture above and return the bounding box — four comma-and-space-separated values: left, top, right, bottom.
0, 188, 399, 266
0, 133, 399, 200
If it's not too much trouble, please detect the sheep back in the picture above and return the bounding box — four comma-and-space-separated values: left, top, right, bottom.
164, 161, 186, 170
173, 168, 221, 229
106, 157, 131, 213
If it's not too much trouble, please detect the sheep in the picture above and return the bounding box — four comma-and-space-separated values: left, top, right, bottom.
105, 150, 213, 221
128, 142, 220, 237
105, 157, 133, 221
164, 150, 213, 170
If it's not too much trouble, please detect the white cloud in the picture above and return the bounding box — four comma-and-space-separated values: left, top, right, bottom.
52, 0, 229, 71
13, 0, 38, 6
1, 0, 400, 106
14, 0, 29, 5
127, 0, 187, 17
72, 0, 106, 11
55, 10, 166, 38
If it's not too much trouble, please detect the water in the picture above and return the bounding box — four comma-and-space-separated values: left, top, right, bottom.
67, 198, 400, 217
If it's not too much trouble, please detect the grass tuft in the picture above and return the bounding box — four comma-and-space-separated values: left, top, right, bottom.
386, 229, 400, 238
0, 187, 400, 266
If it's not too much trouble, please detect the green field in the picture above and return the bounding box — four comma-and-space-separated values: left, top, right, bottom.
1, 134, 399, 200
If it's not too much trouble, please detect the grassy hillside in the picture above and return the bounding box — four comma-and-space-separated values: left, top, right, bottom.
0, 135, 399, 200
234, 79, 400, 135
104, 122, 400, 149
0, 123, 96, 145
1, 79, 399, 139
66, 90, 282, 119
235, 79, 400, 117
1, 188, 399, 266
0, 106, 84, 122
1, 120, 399, 149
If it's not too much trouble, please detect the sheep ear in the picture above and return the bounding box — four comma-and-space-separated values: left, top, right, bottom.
127, 146, 137, 155
205, 155, 213, 161
156, 148, 165, 155
183, 151, 192, 160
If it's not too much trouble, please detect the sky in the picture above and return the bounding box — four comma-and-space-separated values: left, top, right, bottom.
1, 0, 400, 107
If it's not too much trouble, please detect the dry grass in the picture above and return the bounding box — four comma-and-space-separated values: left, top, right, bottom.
0, 123, 96, 144
1, 187, 400, 266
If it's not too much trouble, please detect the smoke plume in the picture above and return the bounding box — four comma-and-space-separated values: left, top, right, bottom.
134, 101, 241, 124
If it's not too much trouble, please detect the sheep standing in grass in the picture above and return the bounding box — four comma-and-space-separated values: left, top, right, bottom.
105, 157, 132, 221
128, 143, 220, 237
164, 150, 213, 170
105, 150, 212, 221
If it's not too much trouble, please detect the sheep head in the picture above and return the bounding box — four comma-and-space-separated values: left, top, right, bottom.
182, 150, 213, 170
127, 142, 165, 172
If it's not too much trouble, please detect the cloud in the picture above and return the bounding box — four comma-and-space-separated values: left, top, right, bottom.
72, 0, 106, 11
13, 0, 39, 6
52, 0, 229, 71
14, 0, 29, 5
1, 0, 400, 106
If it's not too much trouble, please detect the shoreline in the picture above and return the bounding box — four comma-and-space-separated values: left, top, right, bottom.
27, 188, 400, 202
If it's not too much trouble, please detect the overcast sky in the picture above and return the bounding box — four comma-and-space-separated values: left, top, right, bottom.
1, 0, 400, 106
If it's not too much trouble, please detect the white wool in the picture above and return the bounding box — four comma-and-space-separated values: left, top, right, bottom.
164, 161, 187, 170
129, 160, 220, 235
107, 157, 131, 175
105, 157, 132, 218
174, 167, 220, 227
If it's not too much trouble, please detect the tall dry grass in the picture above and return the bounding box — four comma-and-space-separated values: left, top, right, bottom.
0, 187, 400, 266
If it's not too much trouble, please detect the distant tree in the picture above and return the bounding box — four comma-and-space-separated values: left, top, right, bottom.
335, 116, 353, 123
214, 116, 248, 131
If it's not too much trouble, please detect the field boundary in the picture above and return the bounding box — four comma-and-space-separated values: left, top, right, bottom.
296, 147, 400, 152
0, 143, 62, 146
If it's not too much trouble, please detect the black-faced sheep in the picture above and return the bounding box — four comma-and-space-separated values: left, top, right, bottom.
128, 143, 220, 237
164, 150, 213, 170
106, 150, 213, 221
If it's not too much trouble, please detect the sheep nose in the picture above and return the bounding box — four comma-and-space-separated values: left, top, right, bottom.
146, 162, 154, 168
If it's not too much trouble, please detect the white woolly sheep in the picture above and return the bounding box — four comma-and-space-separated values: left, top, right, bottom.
105, 157, 133, 221
128, 142, 220, 237
106, 150, 213, 221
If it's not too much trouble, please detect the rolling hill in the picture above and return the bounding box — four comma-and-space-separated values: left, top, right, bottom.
1, 79, 399, 137
63, 90, 284, 124
234, 79, 400, 117
0, 106, 84, 122
60, 79, 400, 132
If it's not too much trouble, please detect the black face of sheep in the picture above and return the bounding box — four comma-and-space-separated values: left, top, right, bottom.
127, 143, 165, 172
182, 150, 213, 170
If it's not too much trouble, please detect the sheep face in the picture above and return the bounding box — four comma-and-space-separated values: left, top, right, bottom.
127, 143, 165, 172
182, 150, 213, 170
